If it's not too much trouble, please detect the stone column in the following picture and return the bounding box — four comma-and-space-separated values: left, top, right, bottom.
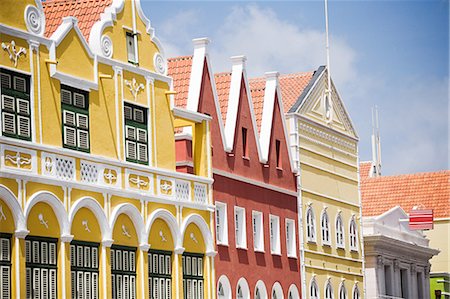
102, 239, 114, 299
61, 234, 74, 299
376, 255, 386, 296
410, 264, 417, 299
393, 259, 401, 297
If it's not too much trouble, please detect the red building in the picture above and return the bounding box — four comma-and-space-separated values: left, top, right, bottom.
169, 38, 301, 299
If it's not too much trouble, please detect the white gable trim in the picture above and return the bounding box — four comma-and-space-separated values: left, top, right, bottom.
259, 72, 278, 163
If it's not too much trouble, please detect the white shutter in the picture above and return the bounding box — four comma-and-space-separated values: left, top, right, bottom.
1, 266, 10, 299
77, 246, 83, 267
2, 112, 15, 134
193, 280, 197, 299
110, 249, 115, 270
166, 256, 171, 275
92, 273, 98, 299
84, 246, 91, 268
111, 275, 116, 299
71, 271, 76, 299
116, 275, 123, 299
126, 126, 136, 140
26, 268, 31, 299
14, 77, 26, 92
123, 251, 129, 271
153, 278, 158, 299
159, 278, 165, 299
33, 268, 40, 299
92, 247, 98, 268
123, 275, 129, 299
116, 250, 122, 271
25, 241, 31, 263
78, 130, 89, 149
159, 255, 164, 275
187, 280, 192, 299
17, 98, 29, 115
1, 73, 11, 89
32, 242, 39, 264
61, 90, 72, 105
84, 272, 91, 299
192, 257, 197, 276
124, 106, 132, 120
186, 257, 191, 275
63, 111, 76, 126
49, 243, 56, 265
134, 109, 143, 123
77, 114, 89, 129
126, 141, 136, 160
137, 128, 147, 142
198, 258, 203, 276
198, 280, 204, 299
130, 276, 136, 299
41, 268, 48, 299
49, 269, 56, 299
153, 255, 158, 274
18, 115, 30, 137
77, 271, 83, 299
2, 95, 15, 111
0, 238, 9, 261
148, 253, 152, 274
166, 278, 171, 299
73, 93, 85, 108
138, 144, 148, 162
70, 245, 75, 267
64, 127, 77, 147
126, 34, 136, 63
130, 251, 135, 272
41, 242, 48, 264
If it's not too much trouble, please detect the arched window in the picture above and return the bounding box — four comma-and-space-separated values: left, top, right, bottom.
255, 280, 268, 299
272, 290, 278, 299
336, 214, 344, 248
306, 207, 316, 242
236, 278, 250, 299
349, 217, 358, 251
237, 286, 244, 299
272, 282, 283, 299
321, 209, 330, 245
217, 275, 231, 299
256, 288, 261, 299
352, 284, 360, 299
218, 282, 225, 298
310, 279, 319, 299
339, 283, 347, 299
325, 281, 333, 299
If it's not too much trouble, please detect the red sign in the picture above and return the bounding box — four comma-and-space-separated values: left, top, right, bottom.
409, 209, 434, 230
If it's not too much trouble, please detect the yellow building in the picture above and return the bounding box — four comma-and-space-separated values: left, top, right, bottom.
0, 0, 215, 298
282, 66, 364, 298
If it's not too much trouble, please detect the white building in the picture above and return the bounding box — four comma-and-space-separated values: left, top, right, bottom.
363, 206, 439, 299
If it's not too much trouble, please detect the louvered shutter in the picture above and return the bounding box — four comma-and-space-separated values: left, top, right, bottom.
61, 90, 72, 105
70, 245, 75, 267
193, 280, 197, 299
64, 111, 76, 126
166, 278, 171, 299
2, 96, 14, 112
137, 144, 147, 162
126, 141, 136, 160
186, 257, 191, 275
26, 268, 31, 299
148, 253, 152, 274
130, 276, 136, 299
111, 275, 116, 299
73, 93, 85, 108
77, 114, 88, 129
41, 268, 48, 298
33, 268, 40, 299
0, 238, 9, 261
2, 113, 15, 135
84, 272, 91, 299
198, 258, 203, 276
1, 266, 10, 299
116, 275, 122, 299
130, 252, 135, 272
1, 74, 10, 89
134, 109, 143, 123
126, 126, 135, 140
77, 271, 83, 299
32, 242, 39, 264
153, 254, 158, 274
123, 275, 129, 299
71, 271, 76, 299
14, 77, 26, 92
92, 273, 98, 299
123, 251, 129, 271
18, 115, 30, 137
110, 249, 115, 270
166, 255, 171, 275
116, 251, 122, 271
41, 242, 48, 264
198, 280, 204, 299
92, 247, 98, 268
159, 255, 164, 275
124, 106, 132, 120
77, 246, 83, 267
84, 246, 91, 268
192, 257, 197, 276
137, 129, 146, 142
65, 127, 77, 147
153, 278, 158, 299
49, 243, 56, 265
17, 98, 29, 115
159, 278, 165, 299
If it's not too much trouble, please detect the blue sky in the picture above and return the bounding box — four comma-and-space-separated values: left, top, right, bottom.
142, 0, 449, 175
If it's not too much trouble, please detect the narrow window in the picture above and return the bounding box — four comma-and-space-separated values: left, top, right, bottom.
234, 207, 246, 249
242, 127, 248, 158
1, 69, 31, 141
215, 202, 228, 245
310, 279, 319, 299
182, 253, 204, 299
321, 210, 331, 245
25, 236, 58, 299
70, 241, 99, 299
325, 282, 333, 299
126, 32, 138, 64
269, 215, 280, 254
275, 139, 281, 168
306, 207, 316, 242
0, 234, 12, 299
336, 214, 345, 249
352, 285, 360, 299
61, 86, 90, 152
349, 217, 358, 251
286, 219, 296, 257
339, 283, 347, 299
252, 211, 264, 251
124, 103, 148, 165
148, 250, 172, 299
111, 246, 136, 299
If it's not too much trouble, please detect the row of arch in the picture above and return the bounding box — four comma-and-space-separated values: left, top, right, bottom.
0, 185, 214, 252
306, 207, 359, 250
310, 278, 360, 299
217, 275, 300, 299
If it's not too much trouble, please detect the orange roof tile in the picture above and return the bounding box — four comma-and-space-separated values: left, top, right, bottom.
248, 77, 266, 132
359, 161, 372, 179
167, 56, 193, 108
360, 170, 450, 218
278, 72, 315, 112
214, 72, 232, 124
42, 0, 112, 40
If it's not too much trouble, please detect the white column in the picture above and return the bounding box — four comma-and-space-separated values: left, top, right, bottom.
174, 247, 185, 299
14, 231, 28, 299
61, 235, 74, 299
139, 244, 150, 299
393, 260, 401, 297
410, 264, 417, 299
376, 255, 386, 296
102, 240, 113, 299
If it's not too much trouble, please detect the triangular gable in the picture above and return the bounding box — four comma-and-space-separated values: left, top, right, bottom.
289, 66, 358, 139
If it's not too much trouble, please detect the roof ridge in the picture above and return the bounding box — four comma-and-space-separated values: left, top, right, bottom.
214, 72, 231, 77
362, 170, 450, 181
168, 55, 193, 62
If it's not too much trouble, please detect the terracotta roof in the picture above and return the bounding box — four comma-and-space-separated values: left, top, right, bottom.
278, 72, 315, 112
167, 56, 193, 108
360, 170, 450, 218
214, 72, 232, 124
359, 161, 372, 179
42, 0, 112, 40
248, 78, 266, 131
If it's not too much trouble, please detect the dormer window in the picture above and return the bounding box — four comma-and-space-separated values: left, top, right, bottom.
126, 32, 138, 64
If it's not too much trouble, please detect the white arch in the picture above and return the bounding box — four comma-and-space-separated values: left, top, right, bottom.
217, 275, 232, 299
351, 283, 360, 299
236, 277, 250, 299
309, 277, 320, 299
110, 203, 146, 246
254, 280, 268, 299
287, 284, 300, 299
271, 282, 284, 299
0, 185, 27, 236
145, 208, 182, 250
69, 197, 112, 243
338, 281, 348, 299
25, 191, 71, 238
181, 213, 214, 255
324, 279, 334, 299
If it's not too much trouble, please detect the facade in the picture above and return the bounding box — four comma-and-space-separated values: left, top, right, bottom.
363, 206, 438, 299
0, 1, 216, 299
360, 163, 450, 299
169, 39, 302, 299
283, 67, 365, 299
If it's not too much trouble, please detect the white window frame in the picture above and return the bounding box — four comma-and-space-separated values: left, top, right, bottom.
339, 282, 347, 299
0, 235, 11, 299
324, 281, 333, 299
252, 211, 264, 252
310, 278, 319, 299
269, 215, 280, 255
306, 207, 316, 243
349, 216, 358, 252
285, 218, 296, 258
352, 284, 360, 299
336, 213, 345, 249
215, 202, 228, 246
321, 209, 331, 246
234, 207, 247, 249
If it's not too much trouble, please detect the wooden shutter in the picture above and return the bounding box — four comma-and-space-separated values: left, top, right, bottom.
111, 275, 116, 299
137, 144, 147, 162
110, 249, 115, 270
2, 96, 15, 112
73, 93, 85, 108
26, 268, 31, 299
137, 128, 146, 142
71, 271, 76, 299
14, 77, 26, 92
126, 126, 136, 140
134, 109, 144, 123
18, 115, 30, 137
84, 272, 91, 299
92, 247, 98, 268
64, 127, 77, 147
61, 90, 72, 105
50, 269, 57, 299
1, 73, 11, 89
92, 273, 98, 299
198, 258, 203, 276
123, 251, 129, 271
41, 268, 48, 298
77, 271, 83, 299
166, 256, 171, 275
124, 106, 132, 120
2, 112, 15, 134
126, 141, 136, 160
166, 278, 171, 299
0, 238, 9, 261
70, 245, 75, 267
1, 266, 10, 299
49, 243, 56, 265
130, 276, 136, 299
77, 114, 89, 129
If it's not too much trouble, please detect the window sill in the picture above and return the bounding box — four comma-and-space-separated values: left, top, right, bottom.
336, 246, 346, 251
236, 245, 248, 250
254, 248, 265, 253
350, 247, 358, 252
270, 251, 281, 256
322, 242, 331, 247
276, 167, 283, 171
242, 156, 250, 161
217, 241, 229, 247
307, 239, 317, 244
287, 253, 297, 259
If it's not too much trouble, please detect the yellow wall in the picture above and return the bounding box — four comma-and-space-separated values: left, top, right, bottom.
425, 219, 450, 273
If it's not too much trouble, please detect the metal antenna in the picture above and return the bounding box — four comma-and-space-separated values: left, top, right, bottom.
371, 106, 382, 177
324, 0, 333, 122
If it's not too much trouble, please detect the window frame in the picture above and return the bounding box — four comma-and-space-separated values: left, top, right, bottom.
61, 85, 90, 153
324, 281, 333, 299
234, 206, 247, 249
285, 218, 297, 258
352, 284, 360, 299
70, 240, 99, 299
309, 278, 319, 299
124, 102, 149, 165
126, 31, 139, 65
269, 214, 281, 255
215, 202, 228, 246
1, 69, 32, 141
349, 216, 358, 251
306, 206, 316, 243
182, 252, 204, 299
252, 211, 264, 252
110, 245, 137, 299
321, 209, 331, 246
336, 213, 345, 249
0, 233, 12, 299
339, 282, 347, 299
148, 249, 172, 299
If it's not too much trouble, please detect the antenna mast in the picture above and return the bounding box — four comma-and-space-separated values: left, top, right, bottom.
371, 106, 382, 177
324, 0, 333, 122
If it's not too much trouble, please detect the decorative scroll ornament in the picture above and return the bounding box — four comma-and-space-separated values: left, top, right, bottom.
125, 78, 145, 101
44, 157, 53, 173
159, 230, 167, 242
160, 180, 173, 195
103, 169, 117, 184
154, 53, 166, 75
5, 152, 31, 167
100, 35, 113, 58
38, 213, 48, 228
129, 175, 148, 189
82, 220, 91, 232
122, 225, 131, 238
2, 40, 27, 67
190, 232, 198, 244
0, 205, 6, 221
25, 5, 44, 35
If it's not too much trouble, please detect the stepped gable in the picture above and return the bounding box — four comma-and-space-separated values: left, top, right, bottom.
214, 72, 232, 124
360, 170, 450, 218
42, 0, 112, 40
167, 56, 193, 108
